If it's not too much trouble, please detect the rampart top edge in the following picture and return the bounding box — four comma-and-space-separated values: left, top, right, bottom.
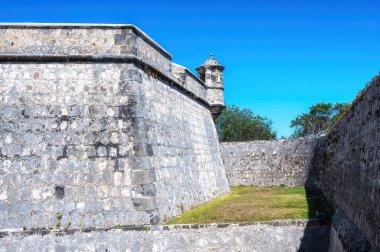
0, 22, 172, 60
172, 62, 207, 88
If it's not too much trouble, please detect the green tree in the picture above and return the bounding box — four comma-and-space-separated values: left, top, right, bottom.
290, 102, 350, 137
216, 105, 277, 142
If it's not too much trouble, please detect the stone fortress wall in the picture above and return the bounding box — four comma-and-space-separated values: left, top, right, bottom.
0, 23, 229, 231
0, 23, 379, 251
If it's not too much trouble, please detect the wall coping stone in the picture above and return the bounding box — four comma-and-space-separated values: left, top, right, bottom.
0, 219, 329, 239
220, 134, 322, 145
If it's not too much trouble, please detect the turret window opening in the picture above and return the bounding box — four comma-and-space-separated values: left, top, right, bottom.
200, 72, 206, 82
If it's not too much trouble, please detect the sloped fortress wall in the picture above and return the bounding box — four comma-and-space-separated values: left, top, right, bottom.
0, 24, 229, 230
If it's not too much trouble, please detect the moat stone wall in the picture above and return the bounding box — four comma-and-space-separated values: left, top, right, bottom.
321, 75, 380, 250
220, 136, 320, 187
0, 24, 229, 231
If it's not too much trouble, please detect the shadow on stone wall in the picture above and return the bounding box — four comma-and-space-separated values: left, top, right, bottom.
298, 135, 332, 252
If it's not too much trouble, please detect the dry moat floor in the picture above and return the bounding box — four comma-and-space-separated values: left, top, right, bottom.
168, 186, 330, 224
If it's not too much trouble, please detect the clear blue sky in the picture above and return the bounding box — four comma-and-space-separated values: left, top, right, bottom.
1, 0, 379, 137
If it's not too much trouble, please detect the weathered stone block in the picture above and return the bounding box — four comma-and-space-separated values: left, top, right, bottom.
132, 197, 157, 211
131, 170, 156, 185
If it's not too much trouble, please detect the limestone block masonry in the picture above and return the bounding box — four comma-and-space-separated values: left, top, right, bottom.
220, 136, 321, 187
0, 23, 230, 231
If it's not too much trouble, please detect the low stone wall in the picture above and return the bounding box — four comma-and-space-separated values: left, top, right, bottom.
220, 136, 320, 187
0, 220, 330, 252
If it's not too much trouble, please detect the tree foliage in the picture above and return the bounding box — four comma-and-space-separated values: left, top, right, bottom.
216, 105, 277, 142
290, 102, 350, 137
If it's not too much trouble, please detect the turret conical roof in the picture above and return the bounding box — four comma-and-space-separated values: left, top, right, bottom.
196, 54, 225, 71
